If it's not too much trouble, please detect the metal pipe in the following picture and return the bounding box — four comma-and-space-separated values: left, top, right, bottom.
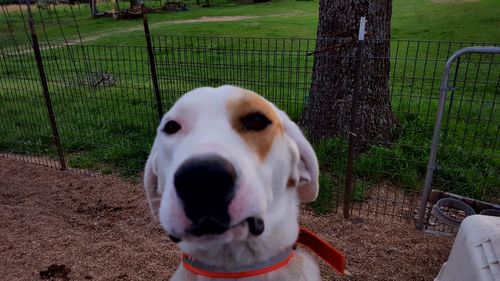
343, 17, 367, 219
416, 46, 500, 230
143, 13, 164, 121
26, 2, 67, 170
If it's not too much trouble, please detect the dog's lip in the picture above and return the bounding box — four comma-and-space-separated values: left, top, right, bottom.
190, 216, 249, 235
232, 217, 251, 228
171, 216, 263, 242
221, 216, 264, 233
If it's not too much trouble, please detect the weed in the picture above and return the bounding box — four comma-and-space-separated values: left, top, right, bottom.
310, 174, 337, 215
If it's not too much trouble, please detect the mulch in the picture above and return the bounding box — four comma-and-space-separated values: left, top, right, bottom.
0, 157, 453, 280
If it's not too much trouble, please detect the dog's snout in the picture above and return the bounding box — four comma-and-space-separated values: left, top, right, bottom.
174, 155, 237, 235
174, 155, 237, 200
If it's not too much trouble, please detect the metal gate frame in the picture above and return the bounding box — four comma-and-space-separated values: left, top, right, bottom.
416, 46, 500, 230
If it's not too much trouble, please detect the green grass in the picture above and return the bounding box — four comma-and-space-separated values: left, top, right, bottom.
1, 0, 499, 211
2, 0, 499, 45
309, 174, 337, 215
393, 0, 500, 42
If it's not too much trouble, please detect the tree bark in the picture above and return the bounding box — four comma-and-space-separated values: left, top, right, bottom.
300, 0, 397, 145
130, 0, 140, 8
89, 0, 98, 16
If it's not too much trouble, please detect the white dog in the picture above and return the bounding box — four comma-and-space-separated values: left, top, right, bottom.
144, 85, 321, 281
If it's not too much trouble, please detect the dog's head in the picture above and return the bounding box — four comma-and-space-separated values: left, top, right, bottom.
144, 85, 318, 246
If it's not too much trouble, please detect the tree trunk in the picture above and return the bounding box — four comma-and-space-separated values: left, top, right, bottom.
300, 0, 397, 146
89, 0, 98, 16
130, 0, 140, 8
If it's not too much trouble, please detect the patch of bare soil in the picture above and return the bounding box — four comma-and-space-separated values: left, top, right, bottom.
351, 182, 421, 222
173, 15, 256, 23
0, 157, 453, 280
299, 209, 453, 280
1, 4, 27, 12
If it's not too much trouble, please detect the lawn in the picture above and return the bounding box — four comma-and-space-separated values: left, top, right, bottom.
2, 0, 500, 44
0, 0, 499, 211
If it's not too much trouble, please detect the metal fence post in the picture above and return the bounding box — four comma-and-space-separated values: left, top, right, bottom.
416, 46, 500, 230
442, 57, 460, 141
343, 17, 367, 219
143, 13, 164, 121
26, 2, 67, 170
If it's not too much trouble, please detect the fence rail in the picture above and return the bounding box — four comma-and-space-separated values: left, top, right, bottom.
1, 3, 498, 232
416, 46, 500, 232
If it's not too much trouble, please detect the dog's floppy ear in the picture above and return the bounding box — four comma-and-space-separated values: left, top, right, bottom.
144, 139, 161, 220
277, 110, 319, 203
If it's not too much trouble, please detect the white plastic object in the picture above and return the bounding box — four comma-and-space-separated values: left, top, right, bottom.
435, 215, 500, 281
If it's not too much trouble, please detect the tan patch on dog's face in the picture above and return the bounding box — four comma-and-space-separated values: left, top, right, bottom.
227, 91, 282, 161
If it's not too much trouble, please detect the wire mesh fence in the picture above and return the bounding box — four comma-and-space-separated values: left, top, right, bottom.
417, 48, 500, 234
0, 2, 498, 231
348, 42, 500, 231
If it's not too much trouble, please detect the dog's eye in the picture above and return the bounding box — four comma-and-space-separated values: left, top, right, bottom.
241, 113, 272, 131
163, 120, 181, 135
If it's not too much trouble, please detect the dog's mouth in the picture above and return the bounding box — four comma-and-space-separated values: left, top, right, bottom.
169, 216, 264, 243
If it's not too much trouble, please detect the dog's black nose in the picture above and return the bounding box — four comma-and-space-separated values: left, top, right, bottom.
174, 155, 237, 236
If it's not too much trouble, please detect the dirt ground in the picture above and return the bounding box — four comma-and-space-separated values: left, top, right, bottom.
0, 157, 453, 280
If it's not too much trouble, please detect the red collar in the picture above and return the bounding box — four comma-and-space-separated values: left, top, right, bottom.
297, 227, 346, 274
181, 227, 346, 279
